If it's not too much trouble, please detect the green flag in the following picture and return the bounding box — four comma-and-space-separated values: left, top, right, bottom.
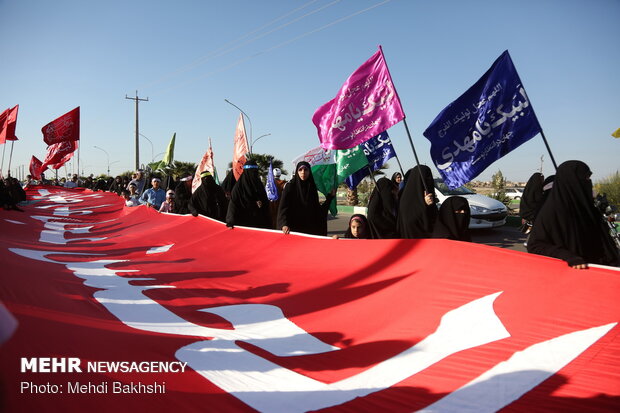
160, 133, 176, 168
151, 133, 176, 174
292, 147, 338, 215
335, 146, 368, 184
213, 165, 220, 185
292, 145, 368, 217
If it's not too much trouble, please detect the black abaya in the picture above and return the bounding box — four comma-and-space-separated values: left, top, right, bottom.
277, 161, 334, 236
367, 177, 398, 239
396, 165, 438, 239
527, 160, 619, 267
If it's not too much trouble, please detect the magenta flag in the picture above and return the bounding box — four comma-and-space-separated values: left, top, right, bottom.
312, 47, 405, 150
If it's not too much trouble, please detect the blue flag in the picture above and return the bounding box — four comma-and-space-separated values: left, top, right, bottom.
265, 161, 278, 201
423, 50, 542, 189
345, 131, 396, 189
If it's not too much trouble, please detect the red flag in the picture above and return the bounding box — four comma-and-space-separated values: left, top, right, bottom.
41, 107, 80, 145
0, 105, 19, 144
29, 156, 44, 179
192, 138, 216, 193
1, 187, 619, 412
232, 114, 248, 180
41, 140, 78, 170
312, 48, 405, 150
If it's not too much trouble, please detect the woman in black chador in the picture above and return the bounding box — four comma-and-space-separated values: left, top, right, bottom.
225, 160, 271, 229
189, 171, 228, 221
396, 165, 437, 239
277, 161, 335, 236
527, 160, 619, 269
519, 172, 545, 234
367, 177, 398, 239
432, 196, 471, 242
220, 169, 237, 201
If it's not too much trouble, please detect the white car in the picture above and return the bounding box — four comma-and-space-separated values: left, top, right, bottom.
505, 188, 524, 200
434, 179, 508, 229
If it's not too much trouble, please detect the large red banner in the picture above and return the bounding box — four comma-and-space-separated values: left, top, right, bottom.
0, 187, 618, 412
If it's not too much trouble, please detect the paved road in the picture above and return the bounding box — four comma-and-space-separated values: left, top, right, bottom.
328, 213, 527, 252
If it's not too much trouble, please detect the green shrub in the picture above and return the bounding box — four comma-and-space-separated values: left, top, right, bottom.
595, 171, 620, 210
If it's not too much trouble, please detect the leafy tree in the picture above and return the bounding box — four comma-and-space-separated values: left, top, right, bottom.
595, 171, 620, 210
167, 161, 197, 178
491, 170, 508, 203
228, 153, 288, 182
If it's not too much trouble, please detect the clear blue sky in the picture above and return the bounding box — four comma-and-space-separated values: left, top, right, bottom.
1, 0, 619, 183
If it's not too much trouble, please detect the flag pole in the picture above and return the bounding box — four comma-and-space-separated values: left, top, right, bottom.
519, 82, 558, 171
402, 117, 430, 193
538, 129, 558, 171
1, 143, 6, 177
379, 45, 429, 194
7, 140, 15, 177
393, 152, 405, 176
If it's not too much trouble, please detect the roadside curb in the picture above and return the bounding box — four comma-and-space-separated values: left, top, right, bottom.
337, 205, 368, 215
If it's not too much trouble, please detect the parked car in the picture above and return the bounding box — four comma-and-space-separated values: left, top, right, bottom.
434, 179, 508, 229
505, 188, 524, 200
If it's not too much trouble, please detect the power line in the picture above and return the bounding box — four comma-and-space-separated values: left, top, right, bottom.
141, 0, 330, 90
156, 0, 392, 94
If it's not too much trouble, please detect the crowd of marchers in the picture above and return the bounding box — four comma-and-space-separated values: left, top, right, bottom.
13, 159, 620, 270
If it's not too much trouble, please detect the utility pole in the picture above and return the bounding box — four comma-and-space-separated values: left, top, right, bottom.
539, 155, 544, 174
125, 90, 149, 170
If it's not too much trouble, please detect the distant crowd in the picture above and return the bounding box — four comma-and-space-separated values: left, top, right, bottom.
7, 158, 620, 269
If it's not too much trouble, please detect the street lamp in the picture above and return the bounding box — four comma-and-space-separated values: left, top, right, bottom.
93, 146, 111, 176
250, 133, 271, 153
109, 161, 120, 175
224, 99, 253, 151
139, 133, 155, 162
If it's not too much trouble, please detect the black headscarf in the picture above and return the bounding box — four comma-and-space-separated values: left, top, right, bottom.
220, 169, 237, 196
519, 172, 544, 222
277, 161, 333, 236
527, 160, 619, 267
189, 173, 228, 221
343, 214, 371, 239
174, 176, 193, 215
396, 165, 438, 239
542, 174, 555, 205
432, 196, 471, 242
109, 176, 124, 195
367, 177, 398, 239
226, 161, 271, 229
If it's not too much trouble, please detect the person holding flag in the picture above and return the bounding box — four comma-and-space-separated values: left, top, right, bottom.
226, 160, 271, 229
396, 165, 438, 239
277, 161, 335, 237
265, 163, 286, 230
367, 177, 399, 239
189, 171, 227, 221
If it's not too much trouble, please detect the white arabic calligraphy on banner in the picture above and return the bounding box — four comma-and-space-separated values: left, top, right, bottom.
437, 86, 531, 171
